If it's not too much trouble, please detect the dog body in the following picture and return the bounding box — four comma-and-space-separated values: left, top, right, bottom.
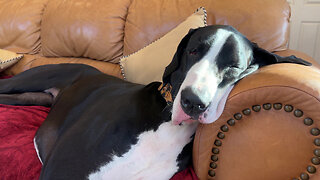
0, 64, 197, 180
0, 25, 310, 179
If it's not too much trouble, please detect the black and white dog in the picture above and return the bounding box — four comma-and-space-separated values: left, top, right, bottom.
0, 25, 310, 179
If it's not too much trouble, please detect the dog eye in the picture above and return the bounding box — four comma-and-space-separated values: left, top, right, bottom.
188, 49, 198, 55
230, 65, 239, 69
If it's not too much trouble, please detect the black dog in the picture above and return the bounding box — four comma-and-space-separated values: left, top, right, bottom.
0, 25, 311, 179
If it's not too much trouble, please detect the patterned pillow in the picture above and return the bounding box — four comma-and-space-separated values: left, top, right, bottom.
120, 7, 207, 85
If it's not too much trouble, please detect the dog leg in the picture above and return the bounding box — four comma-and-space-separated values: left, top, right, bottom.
0, 64, 101, 106
0, 64, 101, 94
0, 92, 54, 107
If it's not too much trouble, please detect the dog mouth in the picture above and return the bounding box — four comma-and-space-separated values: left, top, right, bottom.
172, 85, 234, 125
178, 118, 198, 126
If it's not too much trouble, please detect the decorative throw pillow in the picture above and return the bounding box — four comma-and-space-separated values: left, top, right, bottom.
119, 7, 207, 85
0, 49, 23, 72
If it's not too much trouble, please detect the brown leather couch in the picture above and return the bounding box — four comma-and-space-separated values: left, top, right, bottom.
1, 0, 319, 179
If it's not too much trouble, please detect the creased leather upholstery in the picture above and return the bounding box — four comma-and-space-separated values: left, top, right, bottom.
2, 0, 294, 75
124, 0, 290, 55
41, 0, 131, 63
0, 0, 48, 54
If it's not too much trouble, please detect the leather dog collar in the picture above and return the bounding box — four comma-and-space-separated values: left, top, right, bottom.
158, 83, 173, 104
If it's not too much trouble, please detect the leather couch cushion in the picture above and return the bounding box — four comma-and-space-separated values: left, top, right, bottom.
30, 57, 123, 79
120, 7, 206, 85
124, 0, 290, 56
0, 0, 47, 54
41, 0, 131, 63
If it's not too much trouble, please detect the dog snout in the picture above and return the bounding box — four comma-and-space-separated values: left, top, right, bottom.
180, 87, 207, 118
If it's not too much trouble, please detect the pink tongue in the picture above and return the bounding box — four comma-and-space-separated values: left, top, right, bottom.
172, 103, 192, 125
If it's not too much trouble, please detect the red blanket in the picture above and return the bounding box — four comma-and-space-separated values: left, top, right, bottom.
0, 105, 49, 180
0, 104, 198, 179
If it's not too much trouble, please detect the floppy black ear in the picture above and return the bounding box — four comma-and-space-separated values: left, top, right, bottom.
162, 28, 197, 84
252, 43, 312, 67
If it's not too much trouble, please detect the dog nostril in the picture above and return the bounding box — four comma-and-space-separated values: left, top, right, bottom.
198, 104, 206, 111
181, 99, 191, 108
180, 87, 207, 116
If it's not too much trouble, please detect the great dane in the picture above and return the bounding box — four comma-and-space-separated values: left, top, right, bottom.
0, 25, 311, 179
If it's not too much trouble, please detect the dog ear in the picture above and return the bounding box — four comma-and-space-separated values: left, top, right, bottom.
162, 28, 197, 85
252, 43, 312, 67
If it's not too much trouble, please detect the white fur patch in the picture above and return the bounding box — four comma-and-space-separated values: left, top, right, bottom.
88, 121, 198, 180
34, 136, 43, 164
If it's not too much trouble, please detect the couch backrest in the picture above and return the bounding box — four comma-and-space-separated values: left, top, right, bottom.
0, 0, 290, 63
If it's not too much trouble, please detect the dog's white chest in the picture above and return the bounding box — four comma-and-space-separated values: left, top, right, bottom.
88, 121, 197, 180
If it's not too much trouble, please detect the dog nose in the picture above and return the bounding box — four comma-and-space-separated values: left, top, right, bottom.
180, 87, 207, 117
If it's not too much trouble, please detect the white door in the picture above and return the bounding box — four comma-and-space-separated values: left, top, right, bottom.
288, 0, 320, 63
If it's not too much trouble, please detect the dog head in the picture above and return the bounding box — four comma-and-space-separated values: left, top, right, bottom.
163, 25, 311, 125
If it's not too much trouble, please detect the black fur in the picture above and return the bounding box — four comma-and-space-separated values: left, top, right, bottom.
0, 64, 181, 179
0, 25, 312, 179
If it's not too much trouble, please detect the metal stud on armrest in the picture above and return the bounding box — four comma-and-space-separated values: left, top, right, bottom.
242, 108, 251, 115
284, 105, 293, 112
234, 113, 242, 120
263, 103, 271, 110
311, 128, 320, 136
252, 105, 261, 112
294, 109, 303, 117
273, 103, 282, 110
304, 118, 313, 126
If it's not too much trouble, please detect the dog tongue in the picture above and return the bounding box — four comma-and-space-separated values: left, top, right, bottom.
172, 103, 192, 125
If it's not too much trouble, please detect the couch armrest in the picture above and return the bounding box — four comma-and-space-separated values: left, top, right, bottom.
193, 62, 320, 179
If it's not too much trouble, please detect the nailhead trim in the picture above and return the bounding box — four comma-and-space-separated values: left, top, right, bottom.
304, 118, 314, 126
263, 103, 271, 110
314, 149, 320, 157
314, 138, 320, 146
227, 119, 235, 126
242, 108, 251, 115
208, 170, 215, 177
294, 109, 303, 117
210, 162, 217, 169
311, 157, 320, 165
273, 103, 282, 110
311, 128, 320, 136
234, 113, 242, 120
208, 103, 319, 179
220, 125, 228, 132
211, 155, 218, 162
214, 140, 222, 146
307, 165, 316, 174
252, 105, 261, 112
212, 148, 219, 154
217, 132, 225, 139
284, 105, 293, 112
300, 172, 309, 180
